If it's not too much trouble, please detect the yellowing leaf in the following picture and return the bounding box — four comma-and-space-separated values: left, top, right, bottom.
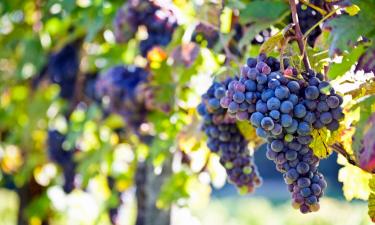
220, 7, 232, 34
260, 24, 293, 54
368, 175, 375, 222
369, 175, 375, 192
103, 114, 125, 130
368, 193, 375, 223
236, 121, 263, 147
345, 4, 360, 16
260, 32, 284, 54
310, 128, 332, 158
338, 155, 372, 201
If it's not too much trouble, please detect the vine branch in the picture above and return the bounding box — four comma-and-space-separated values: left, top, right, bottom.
331, 143, 358, 167
289, 0, 311, 71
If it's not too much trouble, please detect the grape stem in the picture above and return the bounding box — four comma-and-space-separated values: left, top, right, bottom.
288, 0, 311, 71
330, 143, 358, 167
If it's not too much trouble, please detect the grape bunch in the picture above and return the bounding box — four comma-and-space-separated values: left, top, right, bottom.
296, 0, 324, 47
114, 0, 177, 56
96, 65, 150, 133
214, 54, 344, 213
47, 130, 76, 193
198, 81, 262, 193
48, 43, 80, 99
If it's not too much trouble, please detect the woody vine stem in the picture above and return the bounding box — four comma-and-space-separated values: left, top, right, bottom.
289, 0, 311, 71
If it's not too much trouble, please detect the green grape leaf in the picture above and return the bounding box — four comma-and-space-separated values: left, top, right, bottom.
368, 175, 375, 222
236, 121, 263, 146
327, 45, 366, 79
310, 128, 332, 158
327, 0, 375, 54
351, 95, 375, 155
239, 0, 289, 24
25, 193, 51, 219
103, 114, 125, 130
345, 4, 360, 16
260, 31, 284, 54
157, 171, 190, 209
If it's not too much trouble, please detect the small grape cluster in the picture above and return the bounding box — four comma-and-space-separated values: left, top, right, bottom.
191, 22, 220, 49
210, 54, 344, 213
296, 0, 323, 47
48, 130, 76, 193
96, 65, 150, 133
48, 43, 79, 99
198, 81, 262, 193
114, 0, 177, 56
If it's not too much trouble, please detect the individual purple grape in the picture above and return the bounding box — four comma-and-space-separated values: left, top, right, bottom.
331, 107, 344, 121
317, 101, 329, 112
228, 102, 239, 113
280, 100, 294, 113
281, 114, 293, 127
233, 92, 245, 103
288, 94, 299, 105
275, 86, 290, 100
250, 112, 264, 127
247, 58, 257, 68
285, 119, 298, 134
271, 123, 283, 136
245, 80, 257, 91
261, 89, 275, 102
326, 95, 340, 108
294, 104, 307, 118
268, 79, 280, 89
326, 120, 339, 131
261, 117, 275, 131
320, 112, 333, 124
287, 81, 300, 93
271, 140, 284, 152
270, 110, 280, 120
267, 97, 281, 110
297, 162, 310, 174
305, 86, 319, 100
300, 187, 312, 197
297, 122, 311, 136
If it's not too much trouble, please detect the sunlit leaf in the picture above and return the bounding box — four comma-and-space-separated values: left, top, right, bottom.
338, 155, 372, 201
310, 129, 332, 159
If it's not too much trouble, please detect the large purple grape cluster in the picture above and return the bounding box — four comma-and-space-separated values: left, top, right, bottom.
47, 130, 76, 193
114, 0, 177, 56
204, 54, 344, 213
198, 81, 262, 193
